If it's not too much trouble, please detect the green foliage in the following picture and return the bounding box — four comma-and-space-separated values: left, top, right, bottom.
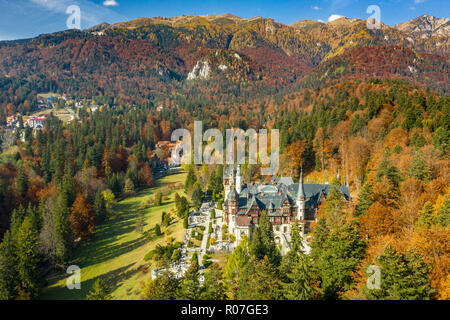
249, 210, 281, 266
86, 278, 111, 300
93, 188, 107, 223
432, 127, 449, 153
311, 182, 366, 299
408, 150, 432, 182
355, 182, 373, 216
365, 247, 433, 300
434, 194, 450, 227
200, 263, 226, 300
154, 223, 161, 236
416, 202, 435, 229
144, 271, 180, 300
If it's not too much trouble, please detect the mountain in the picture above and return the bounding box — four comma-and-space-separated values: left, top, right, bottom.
0, 14, 448, 116
394, 14, 450, 39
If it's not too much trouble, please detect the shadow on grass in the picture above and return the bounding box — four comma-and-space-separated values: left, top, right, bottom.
42, 263, 139, 300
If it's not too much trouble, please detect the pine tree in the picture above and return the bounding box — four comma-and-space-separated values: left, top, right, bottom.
0, 231, 18, 300
86, 278, 111, 300
250, 210, 281, 266
53, 194, 73, 264
191, 183, 203, 210
409, 150, 432, 181
310, 182, 366, 299
416, 202, 436, 229
434, 193, 450, 227
93, 188, 107, 223
283, 253, 320, 300
184, 165, 196, 192
365, 246, 433, 300
237, 256, 282, 300
355, 182, 373, 216
144, 271, 180, 300
178, 255, 201, 299
16, 166, 28, 197
15, 215, 40, 299
200, 263, 226, 300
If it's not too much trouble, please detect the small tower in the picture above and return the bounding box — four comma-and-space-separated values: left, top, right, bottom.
296, 168, 306, 221
224, 165, 236, 199
236, 164, 242, 194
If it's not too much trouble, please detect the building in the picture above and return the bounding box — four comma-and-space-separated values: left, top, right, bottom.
223, 165, 351, 254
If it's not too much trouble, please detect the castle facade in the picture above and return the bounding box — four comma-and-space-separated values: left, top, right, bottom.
223, 165, 351, 254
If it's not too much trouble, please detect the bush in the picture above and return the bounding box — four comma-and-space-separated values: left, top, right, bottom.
211, 208, 216, 219
183, 216, 188, 229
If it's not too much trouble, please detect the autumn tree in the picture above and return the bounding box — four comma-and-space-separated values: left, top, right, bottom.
70, 193, 95, 240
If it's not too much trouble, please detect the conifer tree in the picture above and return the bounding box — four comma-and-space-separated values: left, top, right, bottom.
365, 246, 433, 300
15, 215, 40, 298
86, 278, 111, 300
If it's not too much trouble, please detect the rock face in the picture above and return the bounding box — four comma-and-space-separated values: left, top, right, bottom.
394, 15, 450, 39
187, 61, 211, 80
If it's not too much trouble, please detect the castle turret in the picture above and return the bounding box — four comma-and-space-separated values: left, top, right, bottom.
296, 168, 306, 221
236, 164, 242, 194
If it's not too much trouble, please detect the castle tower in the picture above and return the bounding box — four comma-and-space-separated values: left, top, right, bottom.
224, 165, 236, 199
296, 168, 306, 221
236, 164, 242, 194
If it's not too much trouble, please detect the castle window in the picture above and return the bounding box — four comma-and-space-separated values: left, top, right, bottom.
276, 226, 280, 231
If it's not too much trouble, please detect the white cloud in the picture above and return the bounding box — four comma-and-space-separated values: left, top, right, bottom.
312, 6, 321, 10
103, 0, 118, 6
414, 0, 425, 4
318, 19, 324, 23
328, 14, 345, 22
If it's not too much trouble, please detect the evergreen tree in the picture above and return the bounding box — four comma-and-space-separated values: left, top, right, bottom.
409, 150, 432, 181
93, 188, 107, 223
86, 278, 111, 300
0, 231, 18, 300
178, 255, 201, 299
53, 194, 73, 264
184, 165, 195, 192
16, 166, 28, 197
249, 210, 281, 266
144, 271, 180, 300
365, 247, 433, 300
200, 263, 226, 300
15, 215, 40, 298
283, 253, 320, 300
434, 193, 450, 227
416, 202, 436, 229
355, 182, 373, 216
310, 182, 366, 299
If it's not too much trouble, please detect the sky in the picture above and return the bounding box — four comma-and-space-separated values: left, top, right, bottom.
0, 0, 448, 40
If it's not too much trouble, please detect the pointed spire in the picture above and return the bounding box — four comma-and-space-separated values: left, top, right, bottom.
297, 166, 305, 199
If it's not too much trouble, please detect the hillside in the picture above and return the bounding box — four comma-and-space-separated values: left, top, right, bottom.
0, 14, 449, 118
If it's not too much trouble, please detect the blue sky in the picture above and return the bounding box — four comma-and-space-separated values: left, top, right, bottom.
0, 0, 448, 40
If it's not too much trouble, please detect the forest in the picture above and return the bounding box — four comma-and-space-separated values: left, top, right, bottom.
0, 77, 448, 300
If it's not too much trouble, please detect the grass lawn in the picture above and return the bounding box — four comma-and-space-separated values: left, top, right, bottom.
41, 172, 187, 300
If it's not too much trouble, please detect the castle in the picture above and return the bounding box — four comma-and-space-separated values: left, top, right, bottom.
223, 165, 351, 254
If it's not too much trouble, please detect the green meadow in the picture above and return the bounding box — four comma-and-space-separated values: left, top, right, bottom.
41, 172, 187, 300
